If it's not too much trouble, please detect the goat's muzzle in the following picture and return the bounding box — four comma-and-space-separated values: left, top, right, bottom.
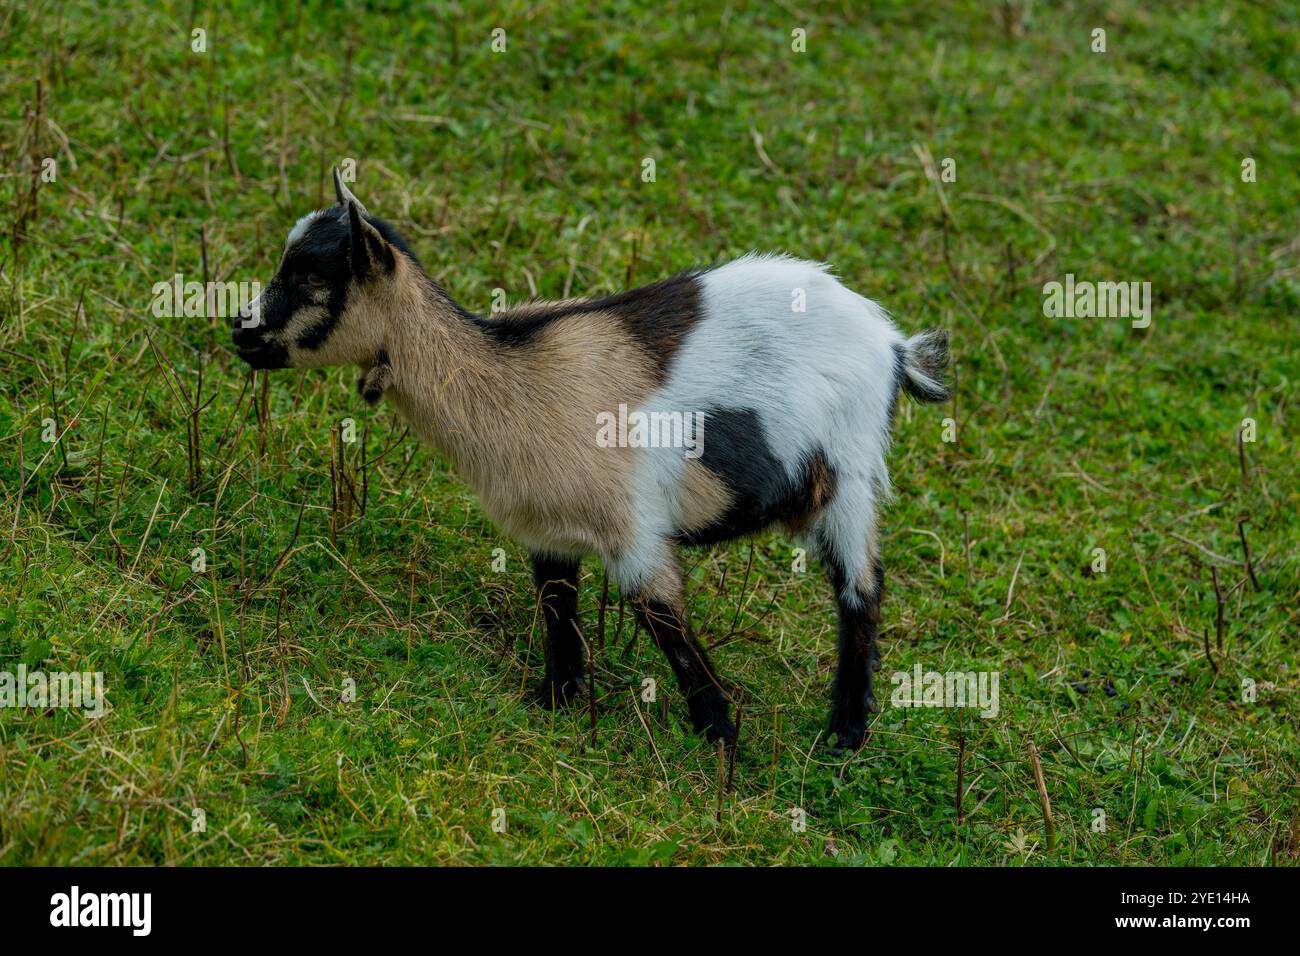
231, 316, 287, 369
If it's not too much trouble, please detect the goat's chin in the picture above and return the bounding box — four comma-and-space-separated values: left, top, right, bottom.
236, 343, 289, 370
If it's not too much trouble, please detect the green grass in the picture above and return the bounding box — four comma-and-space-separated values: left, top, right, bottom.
1, 0, 1297, 866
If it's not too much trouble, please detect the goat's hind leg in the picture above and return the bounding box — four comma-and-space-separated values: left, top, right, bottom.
824, 547, 884, 754
532, 553, 586, 708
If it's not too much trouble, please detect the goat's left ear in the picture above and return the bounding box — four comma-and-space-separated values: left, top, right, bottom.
346, 199, 395, 279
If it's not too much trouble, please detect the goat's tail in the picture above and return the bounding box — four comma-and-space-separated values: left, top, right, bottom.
895, 329, 951, 404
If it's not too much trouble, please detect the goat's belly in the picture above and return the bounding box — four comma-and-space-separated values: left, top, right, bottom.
476, 486, 631, 558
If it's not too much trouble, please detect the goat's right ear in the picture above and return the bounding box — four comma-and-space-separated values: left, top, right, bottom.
346, 199, 394, 279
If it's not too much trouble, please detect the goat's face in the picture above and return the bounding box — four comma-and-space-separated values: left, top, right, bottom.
233, 170, 399, 371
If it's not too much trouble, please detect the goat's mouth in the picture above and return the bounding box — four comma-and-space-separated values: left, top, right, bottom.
234, 341, 289, 370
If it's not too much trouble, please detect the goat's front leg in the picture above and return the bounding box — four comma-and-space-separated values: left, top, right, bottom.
632, 556, 735, 745
531, 554, 585, 708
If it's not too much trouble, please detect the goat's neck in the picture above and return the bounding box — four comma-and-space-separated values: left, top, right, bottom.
381, 266, 507, 472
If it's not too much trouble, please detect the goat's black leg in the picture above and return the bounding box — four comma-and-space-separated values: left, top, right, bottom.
531, 554, 585, 709
827, 558, 884, 752
633, 559, 735, 745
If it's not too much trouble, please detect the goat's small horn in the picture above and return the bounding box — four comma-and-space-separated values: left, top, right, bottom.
333, 167, 366, 214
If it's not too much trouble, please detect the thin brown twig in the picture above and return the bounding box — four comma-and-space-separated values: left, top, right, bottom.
714, 738, 726, 824
726, 537, 757, 639
1237, 517, 1260, 592
998, 549, 1026, 623
1027, 738, 1056, 854
963, 510, 972, 589
726, 698, 743, 794
596, 570, 608, 652
1210, 565, 1225, 654
579, 619, 597, 747
1237, 427, 1250, 487
956, 714, 967, 826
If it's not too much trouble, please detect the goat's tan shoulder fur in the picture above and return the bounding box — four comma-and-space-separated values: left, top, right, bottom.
383, 272, 656, 557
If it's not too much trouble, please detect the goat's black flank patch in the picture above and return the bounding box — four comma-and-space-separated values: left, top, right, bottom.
674, 408, 837, 545
473, 271, 705, 382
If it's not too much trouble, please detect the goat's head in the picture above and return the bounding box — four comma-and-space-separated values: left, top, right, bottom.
233, 169, 408, 371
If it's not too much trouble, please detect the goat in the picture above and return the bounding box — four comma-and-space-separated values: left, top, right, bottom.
234, 169, 950, 752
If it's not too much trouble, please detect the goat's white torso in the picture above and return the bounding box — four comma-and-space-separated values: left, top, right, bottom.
388, 254, 906, 599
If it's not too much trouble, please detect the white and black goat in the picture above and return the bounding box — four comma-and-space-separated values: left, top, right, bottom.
234, 170, 950, 752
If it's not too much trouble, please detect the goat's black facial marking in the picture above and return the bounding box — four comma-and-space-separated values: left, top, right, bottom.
232, 209, 351, 361
232, 280, 291, 367
231, 201, 418, 369
278, 210, 354, 350
673, 407, 837, 546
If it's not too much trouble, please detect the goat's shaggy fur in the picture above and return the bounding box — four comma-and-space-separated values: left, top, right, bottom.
234, 170, 950, 751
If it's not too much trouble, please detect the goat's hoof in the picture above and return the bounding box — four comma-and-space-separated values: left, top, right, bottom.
702, 716, 738, 747
828, 722, 866, 754
688, 695, 736, 746
534, 674, 585, 710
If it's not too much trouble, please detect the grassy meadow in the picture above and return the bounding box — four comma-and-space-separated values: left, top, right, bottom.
0, 0, 1297, 865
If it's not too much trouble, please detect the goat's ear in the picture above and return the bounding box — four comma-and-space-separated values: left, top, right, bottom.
333, 166, 366, 214
346, 199, 394, 279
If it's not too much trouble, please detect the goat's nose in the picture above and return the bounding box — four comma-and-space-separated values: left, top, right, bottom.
232, 298, 259, 330
235, 291, 262, 326
231, 317, 261, 346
